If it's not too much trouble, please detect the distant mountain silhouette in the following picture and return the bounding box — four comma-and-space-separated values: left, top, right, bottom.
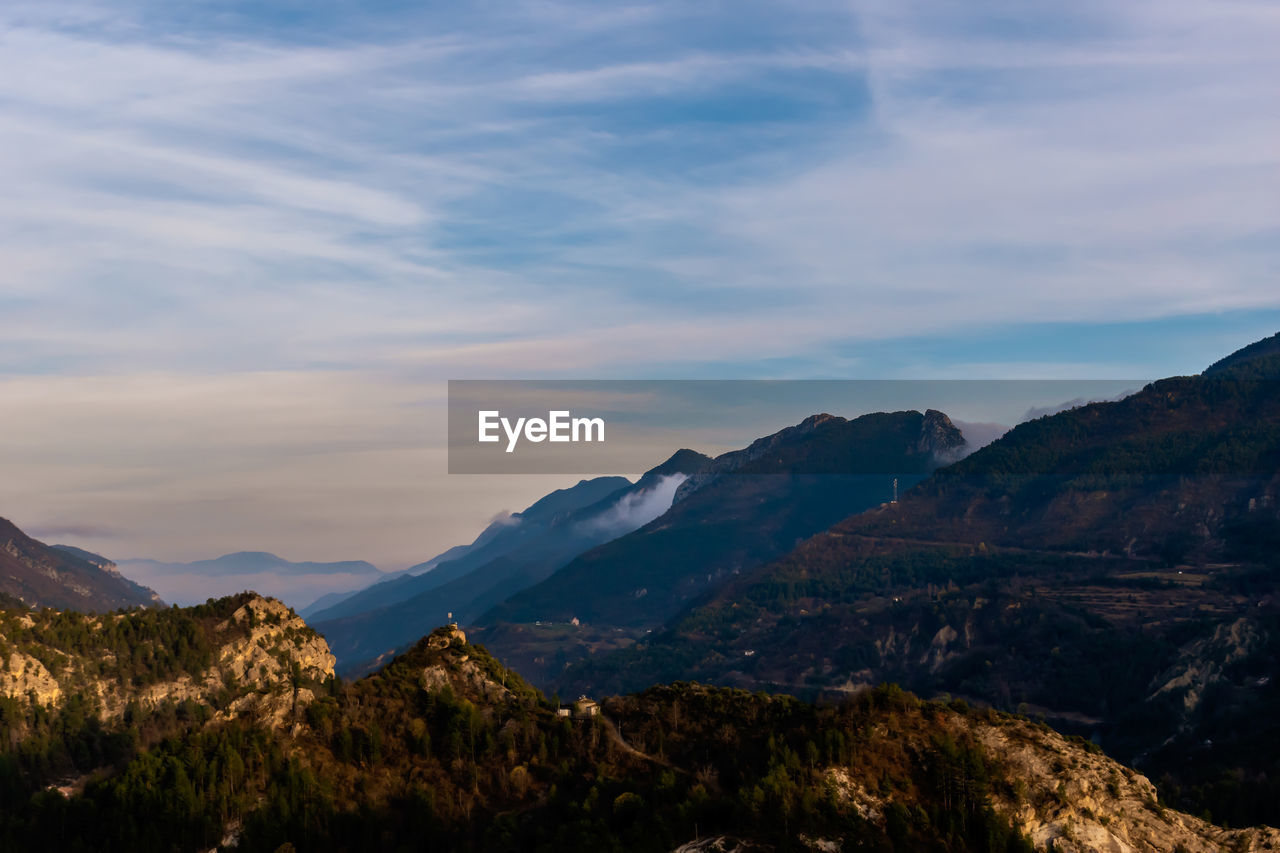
121, 552, 380, 578
306, 475, 636, 626
0, 519, 161, 610
313, 451, 713, 673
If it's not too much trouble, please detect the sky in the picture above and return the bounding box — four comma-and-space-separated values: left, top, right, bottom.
0, 0, 1277, 576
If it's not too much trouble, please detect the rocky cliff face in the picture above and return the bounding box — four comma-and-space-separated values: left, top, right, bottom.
2, 644, 62, 706
919, 408, 968, 462
637, 683, 1280, 853
673, 413, 841, 503
0, 593, 334, 728
1148, 616, 1259, 717
969, 715, 1279, 852
414, 624, 521, 705
678, 707, 1280, 853
200, 595, 336, 725
394, 617, 529, 701
672, 410, 966, 504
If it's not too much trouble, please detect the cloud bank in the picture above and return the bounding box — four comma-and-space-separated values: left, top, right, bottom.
576, 473, 688, 539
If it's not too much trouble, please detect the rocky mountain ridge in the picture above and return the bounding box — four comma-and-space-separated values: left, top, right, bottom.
678, 706, 1280, 853
555, 333, 1280, 829
0, 593, 334, 728
479, 409, 967, 681
0, 517, 161, 611
671, 412, 842, 502
671, 409, 967, 504
967, 713, 1278, 852
2, 599, 1277, 851
345, 628, 1280, 852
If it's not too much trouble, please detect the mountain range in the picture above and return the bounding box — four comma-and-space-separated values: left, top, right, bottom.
2, 331, 1279, 847
116, 551, 384, 610
123, 552, 381, 578
311, 450, 712, 673
552, 333, 1280, 827
302, 407, 970, 683
475, 408, 968, 682
3, 593, 1273, 852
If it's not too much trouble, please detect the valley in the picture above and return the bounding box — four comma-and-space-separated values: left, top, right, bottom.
2, 333, 1279, 849
3, 0, 1274, 846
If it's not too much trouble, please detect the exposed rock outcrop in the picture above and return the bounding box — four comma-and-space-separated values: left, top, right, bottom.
969, 715, 1280, 852
919, 408, 968, 463
415, 624, 515, 706
1, 651, 62, 706
0, 594, 334, 729
1148, 616, 1258, 715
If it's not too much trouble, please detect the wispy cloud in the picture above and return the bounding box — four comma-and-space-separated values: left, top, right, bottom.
5, 0, 1273, 377
0, 0, 1276, 565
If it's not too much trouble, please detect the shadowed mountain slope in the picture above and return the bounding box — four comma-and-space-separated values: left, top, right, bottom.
0, 518, 160, 611
488, 410, 967, 629
554, 332, 1280, 827
477, 409, 966, 682
306, 474, 635, 625
315, 451, 713, 673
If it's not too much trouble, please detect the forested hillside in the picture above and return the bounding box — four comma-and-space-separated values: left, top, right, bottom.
4, 607, 1272, 852
554, 340, 1280, 828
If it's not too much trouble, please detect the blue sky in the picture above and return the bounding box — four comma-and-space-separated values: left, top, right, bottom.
0, 0, 1277, 569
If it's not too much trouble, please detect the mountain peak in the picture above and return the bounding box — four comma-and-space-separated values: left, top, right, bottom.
377, 623, 540, 706
919, 408, 967, 460
1203, 331, 1280, 377
218, 550, 286, 563
799, 412, 839, 429
672, 412, 849, 503
0, 591, 333, 727
651, 447, 714, 474
633, 448, 714, 490
514, 475, 634, 524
